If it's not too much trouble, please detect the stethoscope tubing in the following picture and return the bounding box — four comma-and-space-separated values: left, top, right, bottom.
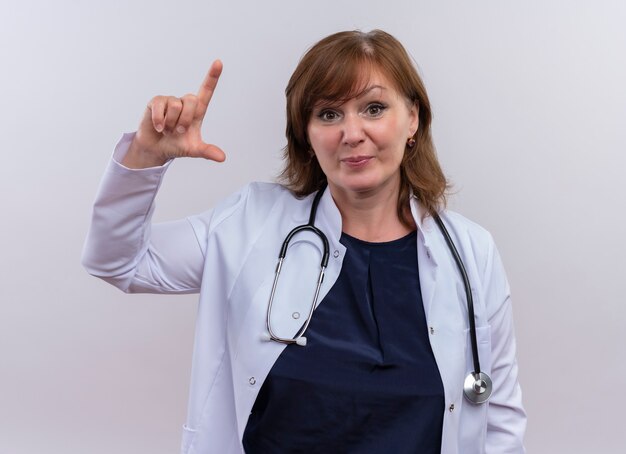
433, 213, 492, 404
265, 186, 492, 403
432, 214, 482, 376
266, 188, 329, 346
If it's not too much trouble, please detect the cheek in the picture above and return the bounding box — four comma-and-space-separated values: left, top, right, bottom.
372, 119, 406, 147
308, 126, 340, 152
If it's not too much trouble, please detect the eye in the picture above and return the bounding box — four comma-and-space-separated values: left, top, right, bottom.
317, 109, 340, 122
365, 103, 386, 117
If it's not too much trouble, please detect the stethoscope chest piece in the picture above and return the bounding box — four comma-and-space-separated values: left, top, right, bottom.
463, 372, 493, 404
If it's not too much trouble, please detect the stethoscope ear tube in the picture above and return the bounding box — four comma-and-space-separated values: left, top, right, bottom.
433, 214, 492, 404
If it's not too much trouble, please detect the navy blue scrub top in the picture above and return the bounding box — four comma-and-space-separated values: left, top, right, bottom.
243, 231, 444, 453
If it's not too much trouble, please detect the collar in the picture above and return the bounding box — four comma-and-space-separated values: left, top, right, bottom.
313, 187, 440, 250
410, 192, 439, 239
315, 187, 345, 254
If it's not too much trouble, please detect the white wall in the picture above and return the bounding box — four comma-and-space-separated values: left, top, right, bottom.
1, 1, 625, 452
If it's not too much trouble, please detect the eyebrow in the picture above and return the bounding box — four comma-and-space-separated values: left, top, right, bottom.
356, 84, 386, 98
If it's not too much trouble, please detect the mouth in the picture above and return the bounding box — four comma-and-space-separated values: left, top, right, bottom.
341, 156, 373, 168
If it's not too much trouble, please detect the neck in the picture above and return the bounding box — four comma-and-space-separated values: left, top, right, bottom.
329, 181, 415, 242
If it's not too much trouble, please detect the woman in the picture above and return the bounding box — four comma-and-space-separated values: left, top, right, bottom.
83, 30, 526, 453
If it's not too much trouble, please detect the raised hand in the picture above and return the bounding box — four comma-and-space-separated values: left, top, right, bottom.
122, 60, 226, 169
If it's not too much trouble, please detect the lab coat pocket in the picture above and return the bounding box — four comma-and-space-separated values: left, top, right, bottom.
180, 424, 197, 454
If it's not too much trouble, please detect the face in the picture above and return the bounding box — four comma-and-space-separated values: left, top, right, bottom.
306, 70, 418, 200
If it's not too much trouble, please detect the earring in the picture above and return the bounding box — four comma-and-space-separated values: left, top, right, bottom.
406, 137, 416, 148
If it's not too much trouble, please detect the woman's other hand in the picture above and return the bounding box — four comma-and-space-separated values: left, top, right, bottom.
122, 60, 226, 168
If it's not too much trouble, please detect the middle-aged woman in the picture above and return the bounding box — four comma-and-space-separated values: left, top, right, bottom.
83, 30, 526, 453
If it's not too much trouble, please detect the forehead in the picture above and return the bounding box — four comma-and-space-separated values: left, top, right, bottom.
312, 65, 399, 105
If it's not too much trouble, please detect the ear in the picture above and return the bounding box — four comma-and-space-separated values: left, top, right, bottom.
409, 102, 419, 135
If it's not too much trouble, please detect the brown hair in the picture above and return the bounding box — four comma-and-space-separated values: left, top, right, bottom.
280, 29, 448, 223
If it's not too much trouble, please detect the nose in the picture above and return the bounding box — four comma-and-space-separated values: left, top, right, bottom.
341, 113, 366, 147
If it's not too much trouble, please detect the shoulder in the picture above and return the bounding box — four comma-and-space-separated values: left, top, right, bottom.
189, 182, 300, 232
438, 210, 495, 252
436, 209, 499, 279
224, 181, 299, 215
243, 181, 296, 206
436, 210, 514, 323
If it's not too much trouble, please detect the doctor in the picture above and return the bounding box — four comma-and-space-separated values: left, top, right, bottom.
83, 30, 526, 453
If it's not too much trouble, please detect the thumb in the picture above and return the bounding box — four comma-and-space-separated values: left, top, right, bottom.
193, 142, 226, 162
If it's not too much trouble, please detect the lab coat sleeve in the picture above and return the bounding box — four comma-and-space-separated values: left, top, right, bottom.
82, 133, 207, 294
483, 238, 527, 453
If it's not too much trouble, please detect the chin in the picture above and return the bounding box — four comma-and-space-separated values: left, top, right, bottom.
332, 178, 389, 196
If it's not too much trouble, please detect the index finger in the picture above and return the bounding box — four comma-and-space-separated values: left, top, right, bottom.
196, 59, 223, 117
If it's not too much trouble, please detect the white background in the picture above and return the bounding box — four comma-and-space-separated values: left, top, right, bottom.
1, 1, 625, 452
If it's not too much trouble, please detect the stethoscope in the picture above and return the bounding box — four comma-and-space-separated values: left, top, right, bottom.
265, 185, 493, 405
